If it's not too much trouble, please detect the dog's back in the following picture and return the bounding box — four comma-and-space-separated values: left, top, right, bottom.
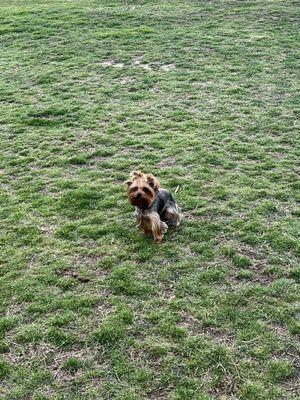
153, 189, 181, 227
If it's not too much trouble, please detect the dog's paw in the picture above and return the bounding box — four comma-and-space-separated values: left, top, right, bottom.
161, 221, 168, 234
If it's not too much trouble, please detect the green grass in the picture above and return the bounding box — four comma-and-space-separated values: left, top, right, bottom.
0, 0, 299, 399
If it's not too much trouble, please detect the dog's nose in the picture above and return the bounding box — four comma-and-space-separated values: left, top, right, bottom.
136, 192, 142, 199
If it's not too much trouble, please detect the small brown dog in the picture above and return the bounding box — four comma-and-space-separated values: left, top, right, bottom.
125, 171, 180, 243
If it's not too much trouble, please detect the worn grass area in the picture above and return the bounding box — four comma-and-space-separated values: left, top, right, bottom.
0, 0, 299, 399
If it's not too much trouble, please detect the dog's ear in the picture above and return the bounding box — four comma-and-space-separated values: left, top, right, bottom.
146, 174, 160, 192
130, 171, 142, 179
124, 180, 133, 188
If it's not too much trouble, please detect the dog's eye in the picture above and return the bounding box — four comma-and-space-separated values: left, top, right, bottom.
143, 187, 151, 194
130, 187, 138, 192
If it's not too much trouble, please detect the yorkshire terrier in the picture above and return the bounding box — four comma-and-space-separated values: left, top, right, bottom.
125, 171, 181, 243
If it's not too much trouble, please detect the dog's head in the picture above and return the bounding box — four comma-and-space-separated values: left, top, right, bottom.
124, 171, 160, 209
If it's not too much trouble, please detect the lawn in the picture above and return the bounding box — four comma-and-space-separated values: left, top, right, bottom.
0, 0, 299, 399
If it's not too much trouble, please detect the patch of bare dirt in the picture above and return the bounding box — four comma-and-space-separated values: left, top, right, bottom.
119, 76, 135, 85
157, 157, 176, 168
55, 268, 90, 283
99, 60, 124, 68
161, 63, 175, 71
179, 312, 236, 346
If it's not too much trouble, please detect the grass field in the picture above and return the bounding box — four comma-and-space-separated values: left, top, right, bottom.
1, 0, 299, 399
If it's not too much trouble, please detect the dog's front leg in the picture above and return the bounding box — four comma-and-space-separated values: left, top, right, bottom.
154, 221, 168, 243
149, 213, 168, 243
